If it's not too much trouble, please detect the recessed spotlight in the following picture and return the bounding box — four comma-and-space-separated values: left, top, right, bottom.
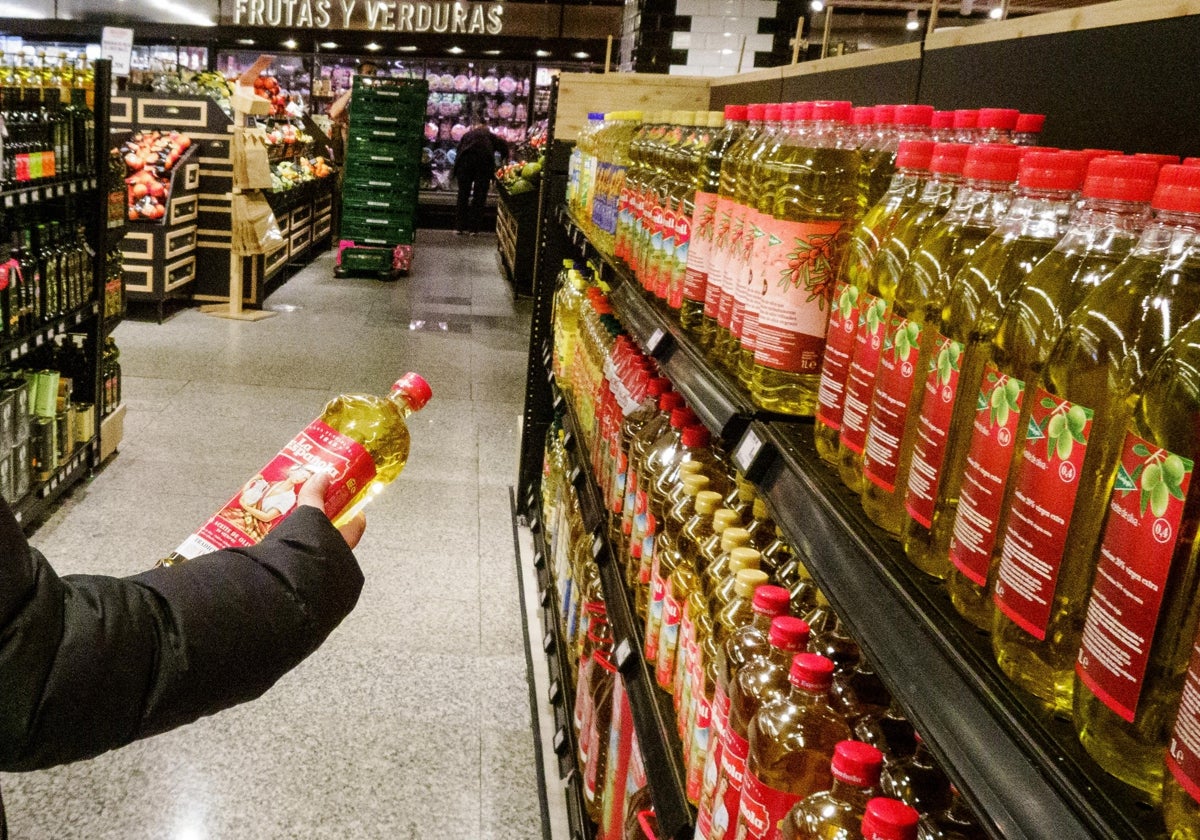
447, 46, 464, 54
283, 39, 298, 49
572, 51, 589, 59
906, 10, 920, 30
365, 42, 381, 51
989, 6, 1004, 18
237, 38, 255, 46
536, 49, 551, 58
810, 0, 824, 11
321, 41, 337, 49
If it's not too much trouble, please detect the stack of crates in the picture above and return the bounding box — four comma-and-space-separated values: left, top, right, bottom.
336, 76, 428, 278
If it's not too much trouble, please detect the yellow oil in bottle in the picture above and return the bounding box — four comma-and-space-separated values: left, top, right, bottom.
659, 489, 724, 691
859, 144, 968, 535
646, 472, 710, 663
706, 528, 755, 602
992, 165, 1200, 712
899, 145, 1022, 579
750, 101, 865, 416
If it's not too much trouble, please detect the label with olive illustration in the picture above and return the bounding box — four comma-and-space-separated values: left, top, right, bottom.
1076, 431, 1194, 722
815, 281, 863, 431
993, 387, 1095, 639
948, 364, 1024, 585
904, 333, 963, 529
863, 314, 924, 492
839, 293, 890, 454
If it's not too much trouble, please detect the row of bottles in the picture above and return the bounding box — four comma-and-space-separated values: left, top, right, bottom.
0, 205, 96, 342
544, 258, 985, 838
0, 54, 96, 189
807, 131, 1200, 820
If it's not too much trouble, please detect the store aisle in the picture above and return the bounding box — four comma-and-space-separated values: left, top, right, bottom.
0, 233, 543, 840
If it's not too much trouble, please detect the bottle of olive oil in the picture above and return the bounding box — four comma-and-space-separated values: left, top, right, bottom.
750, 101, 865, 416
899, 144, 1022, 578
991, 164, 1200, 712
859, 142, 969, 536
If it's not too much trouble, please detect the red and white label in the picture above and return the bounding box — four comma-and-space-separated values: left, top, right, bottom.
713, 727, 751, 840
752, 218, 847, 374
172, 418, 376, 561
1167, 634, 1200, 806
948, 364, 1024, 586
1076, 432, 1193, 723
656, 593, 684, 687
838, 293, 889, 455
706, 197, 736, 320
718, 205, 749, 330
684, 190, 720, 303
863, 313, 923, 491
905, 334, 963, 528
687, 693, 713, 803
814, 280, 862, 433
993, 389, 1094, 639
734, 769, 802, 840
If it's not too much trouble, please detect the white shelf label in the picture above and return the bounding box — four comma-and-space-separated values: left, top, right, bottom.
17, 191, 26, 205
19, 342, 27, 356
34, 334, 42, 347
614, 638, 633, 669
734, 428, 764, 473
645, 327, 667, 355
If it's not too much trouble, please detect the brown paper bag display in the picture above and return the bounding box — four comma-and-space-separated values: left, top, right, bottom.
231, 193, 284, 256
233, 128, 273, 191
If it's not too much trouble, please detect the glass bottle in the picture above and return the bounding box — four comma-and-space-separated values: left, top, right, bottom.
990, 164, 1200, 711
781, 740, 884, 840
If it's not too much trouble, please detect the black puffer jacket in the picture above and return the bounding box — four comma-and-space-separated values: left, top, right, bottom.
0, 500, 364, 837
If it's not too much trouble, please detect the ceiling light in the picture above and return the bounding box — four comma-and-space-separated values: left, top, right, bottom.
236, 38, 255, 45
321, 41, 337, 49
365, 42, 381, 51
483, 49, 501, 55
398, 45, 418, 52
572, 51, 589, 59
989, 6, 1004, 18
283, 39, 298, 49
447, 46, 464, 54
536, 49, 551, 58
810, 0, 824, 11
906, 10, 920, 30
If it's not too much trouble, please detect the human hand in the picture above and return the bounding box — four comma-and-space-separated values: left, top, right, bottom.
297, 472, 367, 550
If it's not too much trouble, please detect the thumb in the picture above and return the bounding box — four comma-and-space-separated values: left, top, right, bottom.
297, 471, 331, 511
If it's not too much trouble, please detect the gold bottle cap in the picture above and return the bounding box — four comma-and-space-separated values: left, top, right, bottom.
721, 526, 752, 552
708, 110, 726, 128
695, 490, 723, 515
682, 473, 711, 496
712, 508, 741, 533
733, 566, 768, 598
678, 459, 705, 478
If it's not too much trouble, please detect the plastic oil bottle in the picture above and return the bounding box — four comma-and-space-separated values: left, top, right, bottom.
668, 111, 724, 313
899, 144, 1023, 578
750, 100, 865, 416
683, 106, 749, 338
624, 390, 685, 591
646, 471, 711, 662
165, 374, 432, 564
936, 155, 1158, 636
832, 139, 938, 488
862, 798, 921, 840
780, 739, 884, 840
1071, 308, 1200, 797
990, 164, 1200, 712
858, 143, 970, 534
736, 653, 852, 840
814, 138, 936, 466
660, 488, 725, 692
1166, 629, 1200, 837
926, 150, 1089, 629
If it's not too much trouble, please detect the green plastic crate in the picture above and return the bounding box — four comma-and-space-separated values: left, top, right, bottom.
339, 246, 394, 272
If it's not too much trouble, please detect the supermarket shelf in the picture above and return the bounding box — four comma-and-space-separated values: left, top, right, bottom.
553, 370, 695, 840
11, 439, 96, 529
0, 176, 99, 210
731, 419, 1161, 840
0, 301, 100, 366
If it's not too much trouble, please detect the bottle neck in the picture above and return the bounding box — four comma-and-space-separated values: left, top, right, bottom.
827, 778, 875, 804
388, 389, 424, 418
1131, 208, 1200, 260
1055, 197, 1150, 251
992, 185, 1078, 241
942, 179, 1015, 228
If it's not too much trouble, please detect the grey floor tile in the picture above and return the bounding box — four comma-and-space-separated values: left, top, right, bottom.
10, 236, 540, 839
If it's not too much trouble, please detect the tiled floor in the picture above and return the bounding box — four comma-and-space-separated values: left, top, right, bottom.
0, 232, 545, 839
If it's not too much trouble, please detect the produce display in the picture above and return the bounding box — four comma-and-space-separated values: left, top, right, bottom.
272, 156, 333, 191
496, 155, 543, 195
120, 130, 193, 221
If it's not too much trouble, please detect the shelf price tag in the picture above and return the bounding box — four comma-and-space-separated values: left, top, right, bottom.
19, 342, 27, 356
548, 679, 562, 705
733, 427, 767, 476
3, 195, 11, 208
17, 191, 26, 205
591, 532, 605, 562
614, 638, 633, 670
553, 727, 568, 755
561, 431, 574, 451
533, 550, 545, 569
644, 327, 669, 357
34, 335, 42, 347
56, 185, 63, 197
7, 348, 16, 361
543, 631, 556, 653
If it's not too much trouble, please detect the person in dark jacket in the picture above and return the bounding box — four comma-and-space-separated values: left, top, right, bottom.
452, 120, 509, 235
0, 472, 366, 839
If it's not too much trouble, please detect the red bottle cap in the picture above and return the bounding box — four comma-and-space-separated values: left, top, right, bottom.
779, 102, 797, 122
977, 107, 1020, 131
896, 139, 936, 172
1184, 157, 1200, 167
873, 104, 896, 124
831, 740, 884, 787
659, 391, 684, 412
1015, 113, 1045, 134
682, 424, 711, 448
789, 652, 835, 691
768, 616, 811, 651
962, 143, 1022, 183
647, 376, 672, 398
724, 104, 749, 121
1134, 152, 1181, 167
894, 104, 934, 126
1082, 156, 1160, 203
929, 142, 969, 175
1017, 150, 1087, 191
812, 100, 853, 123
953, 109, 978, 129
764, 103, 783, 122
392, 372, 432, 410
751, 584, 792, 616
852, 105, 875, 126
669, 406, 697, 429
861, 797, 921, 840
1152, 164, 1200, 213
793, 100, 814, 121
931, 110, 955, 130
747, 103, 767, 121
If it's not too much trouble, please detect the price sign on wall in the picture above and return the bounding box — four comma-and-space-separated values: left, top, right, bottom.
101, 27, 134, 77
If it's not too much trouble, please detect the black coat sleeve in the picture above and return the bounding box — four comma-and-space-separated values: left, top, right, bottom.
0, 502, 363, 771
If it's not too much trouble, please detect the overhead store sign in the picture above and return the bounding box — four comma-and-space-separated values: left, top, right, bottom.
226, 0, 504, 34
